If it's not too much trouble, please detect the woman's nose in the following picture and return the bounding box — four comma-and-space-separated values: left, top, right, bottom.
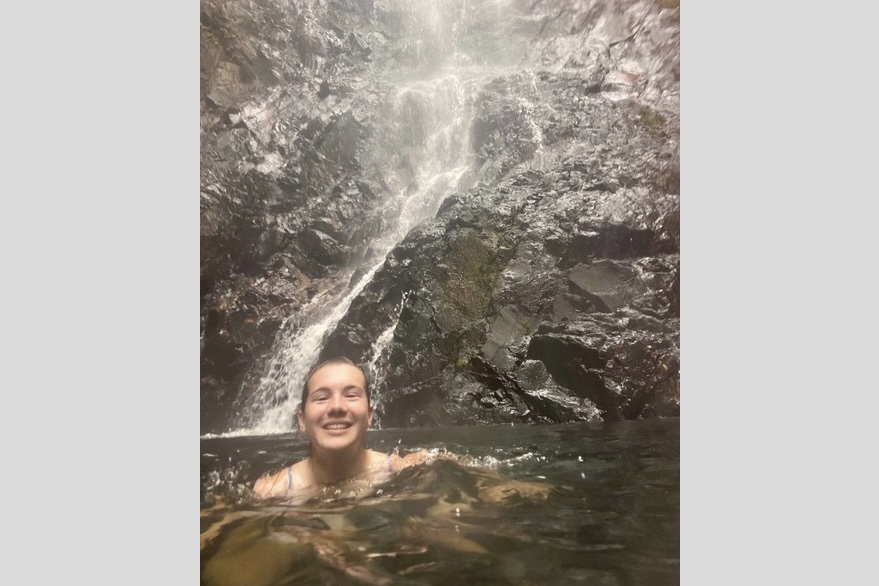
328, 394, 346, 412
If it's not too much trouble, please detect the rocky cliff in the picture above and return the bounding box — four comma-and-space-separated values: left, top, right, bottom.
200, 0, 680, 434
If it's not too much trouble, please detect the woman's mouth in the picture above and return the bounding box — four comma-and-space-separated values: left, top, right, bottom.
322, 421, 352, 431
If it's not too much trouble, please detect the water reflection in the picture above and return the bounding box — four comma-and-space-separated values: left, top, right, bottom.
201, 418, 679, 585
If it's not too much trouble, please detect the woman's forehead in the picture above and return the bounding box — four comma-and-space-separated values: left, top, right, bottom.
307, 363, 366, 390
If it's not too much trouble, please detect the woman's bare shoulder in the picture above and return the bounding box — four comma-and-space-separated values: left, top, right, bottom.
384, 449, 431, 472
363, 449, 392, 468
403, 450, 432, 465
255, 460, 314, 495
362, 449, 412, 473
252, 467, 288, 497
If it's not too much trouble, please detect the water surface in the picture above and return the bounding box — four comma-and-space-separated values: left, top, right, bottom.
201, 417, 679, 585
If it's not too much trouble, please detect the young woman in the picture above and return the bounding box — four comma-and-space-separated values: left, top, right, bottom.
252, 357, 426, 499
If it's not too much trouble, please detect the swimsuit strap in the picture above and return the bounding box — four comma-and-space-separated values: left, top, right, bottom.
287, 466, 293, 489
386, 452, 392, 471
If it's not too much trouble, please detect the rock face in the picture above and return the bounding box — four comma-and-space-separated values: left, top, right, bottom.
200, 0, 680, 434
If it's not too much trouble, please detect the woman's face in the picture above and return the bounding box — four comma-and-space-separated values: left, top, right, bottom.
298, 362, 374, 455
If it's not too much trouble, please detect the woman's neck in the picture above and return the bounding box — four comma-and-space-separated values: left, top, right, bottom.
309, 446, 368, 485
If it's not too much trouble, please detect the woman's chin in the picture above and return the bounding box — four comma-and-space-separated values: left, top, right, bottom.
314, 431, 362, 451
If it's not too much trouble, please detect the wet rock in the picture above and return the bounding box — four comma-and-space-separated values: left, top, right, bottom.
200, 0, 680, 433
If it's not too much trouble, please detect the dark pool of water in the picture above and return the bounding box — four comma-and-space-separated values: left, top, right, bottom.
201, 417, 679, 585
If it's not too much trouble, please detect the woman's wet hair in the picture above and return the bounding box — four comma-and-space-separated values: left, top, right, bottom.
297, 356, 371, 413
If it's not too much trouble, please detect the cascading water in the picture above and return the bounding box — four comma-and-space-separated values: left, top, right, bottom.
364, 289, 413, 424
203, 0, 680, 437
230, 53, 500, 435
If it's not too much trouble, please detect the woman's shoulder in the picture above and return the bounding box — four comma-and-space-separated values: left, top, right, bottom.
364, 449, 395, 469
252, 467, 288, 497
253, 460, 314, 497
365, 449, 430, 473
398, 450, 430, 468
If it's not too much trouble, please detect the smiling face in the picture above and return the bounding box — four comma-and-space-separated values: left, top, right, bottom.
298, 361, 374, 456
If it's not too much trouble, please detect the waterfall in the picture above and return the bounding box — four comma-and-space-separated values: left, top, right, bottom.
223, 1, 526, 436
364, 289, 413, 425
202, 0, 680, 437
230, 67, 493, 435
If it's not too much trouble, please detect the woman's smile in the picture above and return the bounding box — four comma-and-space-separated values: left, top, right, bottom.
322, 420, 353, 432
